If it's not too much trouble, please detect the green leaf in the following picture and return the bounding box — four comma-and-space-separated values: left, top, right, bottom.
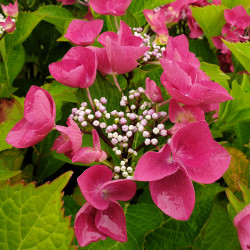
200, 62, 230, 91
81, 203, 163, 249
223, 41, 250, 73
242, 74, 250, 93
221, 0, 250, 9
193, 205, 240, 250
226, 189, 246, 214
216, 80, 250, 130
5, 12, 43, 51
191, 5, 226, 48
63, 196, 81, 226
33, 130, 65, 182
0, 171, 75, 249
3, 45, 25, 85
127, 0, 174, 27
37, 5, 74, 29
0, 97, 24, 152
223, 147, 249, 192
144, 183, 224, 250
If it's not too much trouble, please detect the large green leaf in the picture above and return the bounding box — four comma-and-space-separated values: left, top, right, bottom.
0, 171, 75, 249
223, 41, 250, 73
3, 45, 25, 85
0, 97, 24, 152
81, 203, 163, 249
216, 80, 250, 130
221, 0, 250, 9
37, 5, 74, 30
200, 62, 230, 91
144, 183, 224, 250
193, 205, 240, 250
5, 12, 43, 51
191, 5, 226, 48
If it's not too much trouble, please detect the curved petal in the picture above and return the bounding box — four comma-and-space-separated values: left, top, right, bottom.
72, 147, 99, 164
150, 167, 195, 220
134, 144, 180, 181
75, 202, 107, 247
77, 165, 113, 210
92, 129, 101, 151
95, 200, 127, 242
186, 141, 230, 184
171, 121, 214, 169
98, 31, 118, 47
100, 179, 136, 201
234, 205, 250, 250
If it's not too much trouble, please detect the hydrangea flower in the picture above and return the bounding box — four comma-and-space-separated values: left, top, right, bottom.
6, 86, 56, 148
75, 165, 136, 246
145, 77, 164, 103
0, 16, 15, 33
49, 47, 98, 88
64, 19, 103, 46
1, 0, 18, 18
234, 204, 250, 250
134, 121, 231, 220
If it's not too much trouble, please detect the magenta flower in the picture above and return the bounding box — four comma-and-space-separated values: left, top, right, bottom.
6, 86, 56, 148
90, 21, 149, 75
134, 121, 231, 220
145, 77, 164, 103
49, 47, 97, 88
89, 0, 132, 16
234, 205, 250, 250
162, 35, 200, 68
1, 0, 18, 18
51, 118, 82, 157
64, 19, 103, 46
75, 165, 136, 246
56, 0, 76, 5
169, 99, 205, 133
72, 129, 107, 164
0, 16, 15, 33
160, 60, 233, 106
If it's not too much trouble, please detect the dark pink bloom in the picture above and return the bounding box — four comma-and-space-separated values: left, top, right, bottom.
84, 6, 94, 21
169, 99, 205, 133
49, 47, 97, 88
1, 0, 18, 18
89, 0, 132, 16
145, 77, 164, 103
187, 15, 203, 38
163, 35, 200, 68
72, 129, 107, 164
64, 19, 103, 46
0, 16, 15, 33
91, 21, 149, 75
134, 121, 230, 220
160, 60, 233, 105
51, 118, 82, 157
6, 86, 56, 148
56, 0, 76, 5
75, 165, 136, 245
77, 165, 136, 210
234, 205, 250, 250
143, 9, 168, 35
75, 200, 127, 246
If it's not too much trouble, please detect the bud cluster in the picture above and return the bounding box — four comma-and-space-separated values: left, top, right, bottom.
133, 27, 166, 61
69, 87, 169, 180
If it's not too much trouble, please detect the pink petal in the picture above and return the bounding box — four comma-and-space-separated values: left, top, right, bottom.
77, 165, 113, 210
98, 31, 118, 47
145, 77, 164, 103
185, 141, 230, 184
72, 147, 99, 164
150, 167, 195, 220
92, 129, 101, 151
75, 202, 107, 247
134, 144, 180, 181
100, 179, 136, 201
6, 119, 49, 148
95, 200, 127, 242
234, 205, 250, 250
170, 121, 214, 169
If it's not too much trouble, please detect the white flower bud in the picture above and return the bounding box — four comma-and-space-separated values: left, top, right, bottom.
144, 138, 151, 145
121, 166, 126, 172
151, 138, 158, 145
114, 174, 119, 180
115, 150, 122, 156
127, 167, 133, 173
122, 171, 128, 177
120, 161, 125, 166
108, 133, 113, 138
114, 166, 121, 172
153, 127, 160, 135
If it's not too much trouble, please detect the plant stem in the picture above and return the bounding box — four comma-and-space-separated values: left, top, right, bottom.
114, 16, 119, 31
102, 160, 113, 169
86, 88, 95, 112
160, 115, 169, 124
112, 74, 123, 94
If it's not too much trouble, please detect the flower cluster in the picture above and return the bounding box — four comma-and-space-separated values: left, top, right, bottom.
5, 0, 237, 247
0, 0, 18, 34
212, 6, 250, 72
